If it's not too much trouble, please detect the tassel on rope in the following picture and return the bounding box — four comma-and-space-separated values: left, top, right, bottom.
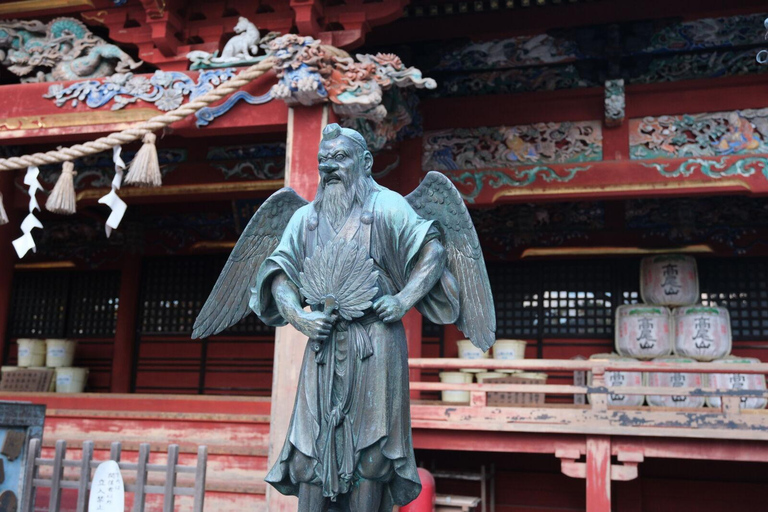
12, 166, 44, 258
124, 132, 161, 187
45, 161, 77, 215
0, 192, 8, 225
98, 146, 127, 238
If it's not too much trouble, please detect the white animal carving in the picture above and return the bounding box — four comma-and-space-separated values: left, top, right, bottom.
186, 17, 261, 67
218, 17, 260, 62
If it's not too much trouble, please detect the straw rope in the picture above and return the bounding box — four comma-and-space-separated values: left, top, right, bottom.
0, 58, 276, 172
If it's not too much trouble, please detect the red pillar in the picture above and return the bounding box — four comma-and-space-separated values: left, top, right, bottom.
0, 170, 17, 364
393, 137, 427, 398
586, 436, 612, 512
403, 308, 423, 399
111, 256, 141, 393
267, 105, 330, 511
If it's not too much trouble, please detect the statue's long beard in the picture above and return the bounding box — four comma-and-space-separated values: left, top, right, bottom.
316, 175, 375, 231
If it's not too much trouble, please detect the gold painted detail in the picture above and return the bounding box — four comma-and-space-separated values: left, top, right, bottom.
190, 241, 237, 251
492, 179, 753, 202
0, 109, 157, 135
0, 0, 93, 15
81, 10, 108, 24
521, 245, 715, 259
15, 261, 76, 269
76, 180, 284, 201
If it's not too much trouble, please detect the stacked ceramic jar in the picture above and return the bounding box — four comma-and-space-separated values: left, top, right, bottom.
604, 254, 766, 410
0, 338, 88, 393
439, 338, 543, 404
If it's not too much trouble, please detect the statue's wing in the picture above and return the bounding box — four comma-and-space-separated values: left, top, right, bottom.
192, 188, 309, 339
405, 171, 496, 351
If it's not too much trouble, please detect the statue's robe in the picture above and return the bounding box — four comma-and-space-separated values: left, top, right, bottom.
253, 187, 460, 508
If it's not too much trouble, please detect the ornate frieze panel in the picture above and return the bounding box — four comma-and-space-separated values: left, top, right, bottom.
206, 143, 286, 181
423, 122, 602, 172
625, 196, 768, 254
626, 49, 767, 85
470, 201, 605, 256
44, 70, 236, 111
415, 13, 767, 98
630, 109, 768, 159
433, 34, 581, 72
0, 18, 141, 82
640, 13, 766, 54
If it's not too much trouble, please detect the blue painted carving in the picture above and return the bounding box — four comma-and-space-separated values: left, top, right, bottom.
641, 157, 768, 179
44, 69, 237, 111
206, 143, 286, 160
449, 166, 592, 203
195, 90, 272, 127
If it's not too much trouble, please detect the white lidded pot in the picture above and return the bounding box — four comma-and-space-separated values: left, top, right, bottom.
439, 371, 472, 403
456, 339, 489, 373
55, 367, 89, 393
493, 339, 526, 373
646, 355, 705, 408
640, 254, 699, 306
673, 306, 731, 361
707, 356, 767, 410
46, 339, 77, 367
17, 338, 46, 367
615, 305, 672, 360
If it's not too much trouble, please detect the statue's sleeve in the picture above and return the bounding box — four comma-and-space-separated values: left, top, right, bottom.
373, 191, 460, 325
251, 207, 308, 326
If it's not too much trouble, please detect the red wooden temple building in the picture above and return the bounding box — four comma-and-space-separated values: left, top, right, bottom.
1, 0, 768, 510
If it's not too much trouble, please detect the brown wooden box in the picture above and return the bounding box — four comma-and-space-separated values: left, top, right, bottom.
485, 373, 547, 406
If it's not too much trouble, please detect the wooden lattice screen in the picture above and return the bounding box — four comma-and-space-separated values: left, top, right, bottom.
21, 439, 207, 512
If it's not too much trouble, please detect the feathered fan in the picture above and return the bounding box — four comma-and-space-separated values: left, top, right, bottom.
299, 240, 379, 353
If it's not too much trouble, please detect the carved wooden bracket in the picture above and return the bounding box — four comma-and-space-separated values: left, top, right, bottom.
556, 447, 643, 482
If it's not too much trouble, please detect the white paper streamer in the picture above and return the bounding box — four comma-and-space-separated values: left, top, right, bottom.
98, 146, 127, 237
12, 166, 43, 258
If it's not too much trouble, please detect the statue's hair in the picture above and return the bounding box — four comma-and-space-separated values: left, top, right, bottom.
322, 123, 368, 153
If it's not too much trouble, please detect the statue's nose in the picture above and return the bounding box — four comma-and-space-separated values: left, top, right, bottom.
319, 162, 338, 172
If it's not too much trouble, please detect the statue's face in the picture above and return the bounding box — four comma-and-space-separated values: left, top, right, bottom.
318, 137, 362, 190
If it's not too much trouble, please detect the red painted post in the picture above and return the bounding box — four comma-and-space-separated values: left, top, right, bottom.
0, 170, 17, 364
403, 308, 423, 400
111, 256, 141, 393
586, 436, 612, 512
267, 104, 331, 512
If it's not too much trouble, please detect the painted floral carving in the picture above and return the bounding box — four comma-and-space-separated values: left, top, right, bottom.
423, 122, 602, 172
630, 109, 768, 159
0, 18, 141, 82
44, 69, 236, 110
266, 34, 436, 150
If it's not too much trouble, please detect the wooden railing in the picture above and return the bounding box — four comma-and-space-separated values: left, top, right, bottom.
407, 358, 768, 440
21, 439, 207, 512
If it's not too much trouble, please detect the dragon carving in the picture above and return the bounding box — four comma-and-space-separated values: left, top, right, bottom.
0, 18, 141, 82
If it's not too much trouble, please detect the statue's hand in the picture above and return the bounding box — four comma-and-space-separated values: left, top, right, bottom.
294, 310, 336, 341
373, 295, 408, 323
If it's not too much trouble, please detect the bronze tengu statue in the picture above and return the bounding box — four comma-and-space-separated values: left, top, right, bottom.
193, 124, 496, 511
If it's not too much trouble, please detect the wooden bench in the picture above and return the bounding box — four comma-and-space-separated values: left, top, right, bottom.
20, 439, 207, 512
436, 494, 482, 512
